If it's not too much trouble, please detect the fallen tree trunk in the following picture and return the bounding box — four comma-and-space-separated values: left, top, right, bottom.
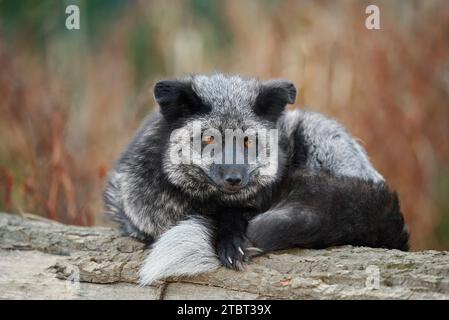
0, 212, 448, 299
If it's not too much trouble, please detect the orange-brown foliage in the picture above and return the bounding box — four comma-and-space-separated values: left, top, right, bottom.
0, 0, 448, 249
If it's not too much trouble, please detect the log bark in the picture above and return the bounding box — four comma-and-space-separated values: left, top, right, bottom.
0, 212, 448, 300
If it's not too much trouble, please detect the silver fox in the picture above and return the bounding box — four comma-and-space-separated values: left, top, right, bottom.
104, 74, 408, 285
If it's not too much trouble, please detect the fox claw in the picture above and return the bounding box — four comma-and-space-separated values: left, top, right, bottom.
217, 234, 249, 270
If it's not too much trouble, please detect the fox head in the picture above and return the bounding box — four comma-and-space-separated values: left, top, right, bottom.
155, 74, 296, 200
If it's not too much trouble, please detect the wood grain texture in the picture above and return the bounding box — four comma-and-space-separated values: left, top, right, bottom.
1, 213, 448, 299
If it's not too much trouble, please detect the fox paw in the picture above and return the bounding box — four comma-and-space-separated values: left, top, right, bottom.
216, 234, 265, 270
217, 233, 248, 270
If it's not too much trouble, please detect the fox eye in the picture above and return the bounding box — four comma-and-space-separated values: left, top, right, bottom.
203, 135, 215, 145
244, 137, 253, 148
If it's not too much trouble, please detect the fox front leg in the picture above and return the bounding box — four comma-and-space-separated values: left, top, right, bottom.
214, 209, 255, 270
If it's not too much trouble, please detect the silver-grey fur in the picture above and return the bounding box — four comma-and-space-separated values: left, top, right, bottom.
104, 73, 405, 285
139, 216, 220, 285
280, 109, 384, 182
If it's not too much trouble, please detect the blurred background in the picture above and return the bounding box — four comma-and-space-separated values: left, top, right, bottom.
0, 0, 448, 250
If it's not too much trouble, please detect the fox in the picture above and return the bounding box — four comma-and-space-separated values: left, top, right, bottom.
103, 73, 409, 285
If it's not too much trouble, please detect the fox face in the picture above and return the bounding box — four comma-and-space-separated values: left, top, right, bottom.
156, 74, 296, 200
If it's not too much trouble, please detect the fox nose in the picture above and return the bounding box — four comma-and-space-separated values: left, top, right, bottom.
225, 174, 242, 186
211, 164, 248, 192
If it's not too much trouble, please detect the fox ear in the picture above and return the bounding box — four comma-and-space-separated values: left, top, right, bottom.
254, 80, 297, 122
154, 80, 209, 121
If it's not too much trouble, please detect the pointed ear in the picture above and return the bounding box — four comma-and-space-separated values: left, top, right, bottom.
154, 80, 210, 121
253, 80, 297, 122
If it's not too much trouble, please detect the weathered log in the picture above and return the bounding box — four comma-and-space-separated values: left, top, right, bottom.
0, 212, 448, 299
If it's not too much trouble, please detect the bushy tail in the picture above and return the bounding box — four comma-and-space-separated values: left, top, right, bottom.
139, 216, 221, 285
247, 172, 410, 252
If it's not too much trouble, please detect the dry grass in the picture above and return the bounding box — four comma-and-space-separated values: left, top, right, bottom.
0, 0, 448, 249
